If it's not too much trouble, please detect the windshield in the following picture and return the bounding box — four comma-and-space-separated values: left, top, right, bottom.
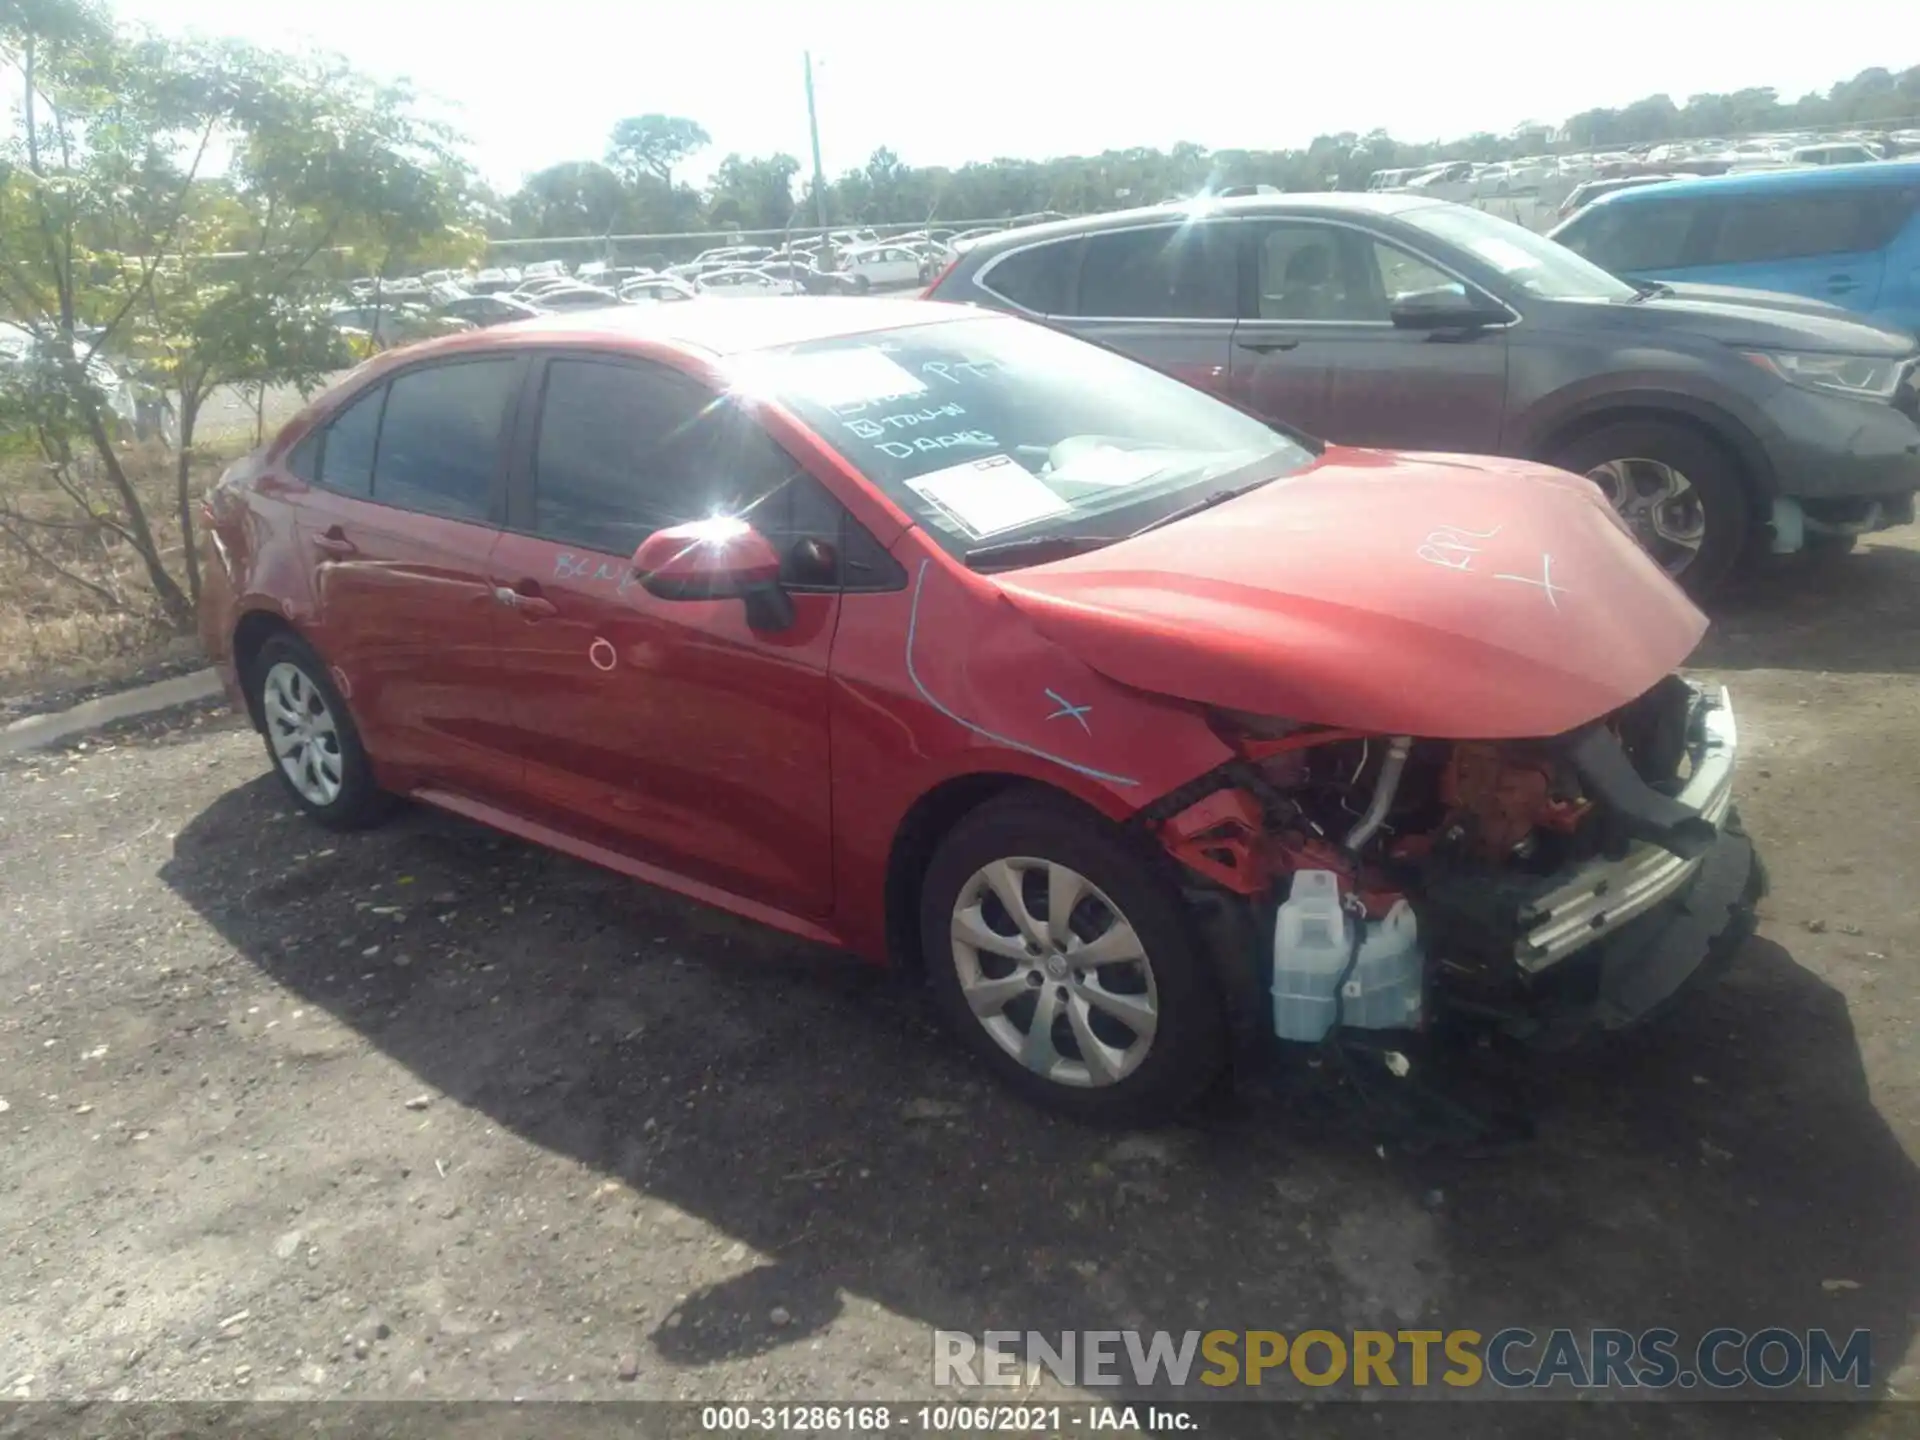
1402, 204, 1639, 302
734, 315, 1312, 560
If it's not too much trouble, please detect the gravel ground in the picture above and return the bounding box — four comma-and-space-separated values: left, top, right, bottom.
2, 538, 1919, 1438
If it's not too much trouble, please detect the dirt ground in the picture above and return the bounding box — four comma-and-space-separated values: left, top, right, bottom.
2, 535, 1919, 1438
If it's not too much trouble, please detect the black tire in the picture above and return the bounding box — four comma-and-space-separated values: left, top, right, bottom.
249, 633, 396, 830
853, 273, 871, 294
1550, 419, 1752, 598
918, 791, 1229, 1125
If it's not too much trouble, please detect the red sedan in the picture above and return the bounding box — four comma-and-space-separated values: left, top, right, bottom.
198, 299, 1762, 1123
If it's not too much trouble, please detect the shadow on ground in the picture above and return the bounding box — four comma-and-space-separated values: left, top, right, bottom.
1697, 541, 1920, 675
159, 774, 1919, 1437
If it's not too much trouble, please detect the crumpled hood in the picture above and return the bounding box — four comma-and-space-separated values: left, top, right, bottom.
992, 447, 1708, 740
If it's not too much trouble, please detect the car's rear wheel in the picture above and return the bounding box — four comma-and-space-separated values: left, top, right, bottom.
251, 634, 395, 830
1553, 419, 1751, 596
919, 792, 1227, 1125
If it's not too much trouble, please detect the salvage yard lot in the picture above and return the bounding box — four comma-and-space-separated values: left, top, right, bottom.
2, 540, 1919, 1435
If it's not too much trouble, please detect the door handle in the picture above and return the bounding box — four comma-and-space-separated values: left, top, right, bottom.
492, 581, 559, 620
1237, 339, 1301, 354
311, 527, 356, 558
1827, 274, 1860, 292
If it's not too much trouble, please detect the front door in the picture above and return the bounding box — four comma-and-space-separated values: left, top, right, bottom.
1230, 220, 1508, 453
293, 355, 525, 799
487, 354, 840, 917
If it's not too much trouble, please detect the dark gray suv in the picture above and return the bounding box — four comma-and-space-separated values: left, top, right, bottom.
927, 194, 1920, 593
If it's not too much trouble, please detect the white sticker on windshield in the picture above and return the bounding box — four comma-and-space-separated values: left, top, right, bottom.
775, 348, 927, 411
907, 455, 1071, 539
1050, 443, 1176, 489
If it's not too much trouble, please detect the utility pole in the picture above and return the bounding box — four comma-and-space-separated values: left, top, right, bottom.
804, 50, 830, 248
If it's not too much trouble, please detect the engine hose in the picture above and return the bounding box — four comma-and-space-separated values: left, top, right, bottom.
1344, 736, 1412, 853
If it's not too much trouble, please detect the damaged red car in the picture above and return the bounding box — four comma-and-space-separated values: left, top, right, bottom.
198, 299, 1764, 1124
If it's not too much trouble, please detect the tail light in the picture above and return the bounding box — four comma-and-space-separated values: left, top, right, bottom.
919, 254, 961, 299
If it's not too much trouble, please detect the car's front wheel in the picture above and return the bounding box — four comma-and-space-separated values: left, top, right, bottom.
1553, 419, 1751, 596
251, 633, 395, 830
919, 792, 1227, 1124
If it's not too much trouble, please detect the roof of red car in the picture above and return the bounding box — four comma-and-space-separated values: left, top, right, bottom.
437, 296, 970, 359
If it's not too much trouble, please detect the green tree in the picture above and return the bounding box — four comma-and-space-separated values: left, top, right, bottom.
706, 153, 799, 231
606, 113, 710, 189
0, 0, 474, 626
508, 160, 628, 238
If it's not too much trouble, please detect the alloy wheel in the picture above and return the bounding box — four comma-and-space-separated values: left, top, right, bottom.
948, 857, 1159, 1088
1585, 456, 1707, 576
263, 660, 345, 807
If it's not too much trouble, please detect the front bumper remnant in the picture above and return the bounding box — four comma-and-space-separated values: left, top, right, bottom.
1519, 686, 1739, 973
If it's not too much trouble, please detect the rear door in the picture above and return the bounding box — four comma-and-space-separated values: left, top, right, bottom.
1681, 189, 1899, 310
1065, 221, 1239, 397
293, 354, 525, 798
1229, 219, 1508, 451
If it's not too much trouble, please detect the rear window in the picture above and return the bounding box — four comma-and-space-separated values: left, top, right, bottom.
1074, 223, 1235, 320
1702, 190, 1918, 264
317, 386, 384, 497
976, 239, 1079, 314
370, 359, 518, 522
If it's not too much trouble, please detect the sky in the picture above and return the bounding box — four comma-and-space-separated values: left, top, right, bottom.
109, 0, 1919, 192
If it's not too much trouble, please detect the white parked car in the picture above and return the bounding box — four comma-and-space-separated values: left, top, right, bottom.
840, 244, 923, 291
1404, 161, 1478, 203
619, 276, 698, 303
1791, 141, 1885, 166
695, 267, 790, 298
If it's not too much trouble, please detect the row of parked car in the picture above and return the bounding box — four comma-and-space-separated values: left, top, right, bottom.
333, 226, 998, 349
923, 172, 1920, 596
1373, 131, 1920, 223
317, 165, 1919, 599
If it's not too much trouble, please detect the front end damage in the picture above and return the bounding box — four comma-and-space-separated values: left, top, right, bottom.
1142, 677, 1765, 1059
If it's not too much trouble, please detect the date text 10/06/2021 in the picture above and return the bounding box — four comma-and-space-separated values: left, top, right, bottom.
699, 1406, 1197, 1433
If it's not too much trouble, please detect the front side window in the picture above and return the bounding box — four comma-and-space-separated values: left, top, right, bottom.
1556, 198, 1702, 271
733, 314, 1311, 561
531, 358, 801, 555
1368, 239, 1458, 303
1075, 223, 1235, 319
1254, 224, 1373, 321
371, 358, 518, 522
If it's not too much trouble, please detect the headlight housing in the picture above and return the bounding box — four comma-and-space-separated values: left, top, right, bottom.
1742, 349, 1905, 401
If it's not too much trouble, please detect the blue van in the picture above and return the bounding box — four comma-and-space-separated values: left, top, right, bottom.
1549, 161, 1920, 335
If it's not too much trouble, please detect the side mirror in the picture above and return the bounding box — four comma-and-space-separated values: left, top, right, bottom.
1388, 285, 1511, 332
631, 518, 795, 632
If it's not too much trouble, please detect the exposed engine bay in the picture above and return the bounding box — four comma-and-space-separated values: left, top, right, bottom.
1146, 675, 1758, 1051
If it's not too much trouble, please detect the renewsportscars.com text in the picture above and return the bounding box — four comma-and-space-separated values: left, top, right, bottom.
934, 1327, 1872, 1393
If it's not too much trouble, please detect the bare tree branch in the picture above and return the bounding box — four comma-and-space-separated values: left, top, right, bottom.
0, 510, 127, 608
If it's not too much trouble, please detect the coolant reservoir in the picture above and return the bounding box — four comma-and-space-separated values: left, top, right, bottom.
1273, 874, 1425, 1042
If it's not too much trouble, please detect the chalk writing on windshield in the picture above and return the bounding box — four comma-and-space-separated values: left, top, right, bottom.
843, 402, 968, 440
921, 359, 1002, 386
876, 430, 997, 460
